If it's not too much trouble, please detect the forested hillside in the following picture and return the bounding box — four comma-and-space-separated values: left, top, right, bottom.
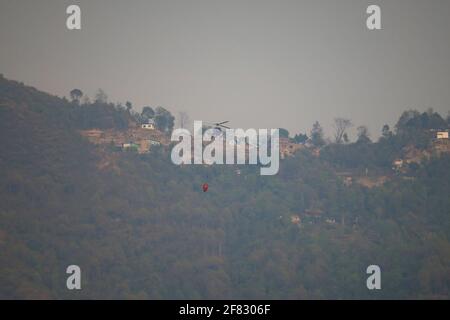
0, 76, 449, 299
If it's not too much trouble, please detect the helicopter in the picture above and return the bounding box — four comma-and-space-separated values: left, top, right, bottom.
202, 121, 231, 137
203, 121, 231, 131
201, 121, 259, 147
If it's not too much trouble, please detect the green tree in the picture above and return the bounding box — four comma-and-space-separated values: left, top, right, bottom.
154, 106, 175, 133
125, 101, 133, 113
279, 128, 289, 138
69, 89, 83, 103
293, 133, 308, 144
343, 133, 349, 144
356, 125, 371, 144
381, 124, 392, 139
310, 121, 325, 147
141, 106, 155, 122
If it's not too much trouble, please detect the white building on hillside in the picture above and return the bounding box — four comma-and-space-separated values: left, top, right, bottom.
436, 131, 449, 139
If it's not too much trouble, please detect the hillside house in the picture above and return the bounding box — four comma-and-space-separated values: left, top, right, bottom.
279, 138, 302, 159
436, 131, 449, 139
336, 171, 354, 186
122, 142, 139, 151
79, 127, 170, 153
135, 139, 162, 154
291, 215, 301, 225
311, 148, 320, 157
343, 176, 353, 186
149, 139, 161, 146
393, 159, 403, 169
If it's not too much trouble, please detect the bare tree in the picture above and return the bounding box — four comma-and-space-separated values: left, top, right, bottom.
178, 111, 190, 129
82, 96, 91, 105
95, 89, 108, 103
333, 118, 353, 144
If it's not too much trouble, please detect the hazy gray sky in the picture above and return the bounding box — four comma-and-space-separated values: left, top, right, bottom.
1, 0, 449, 138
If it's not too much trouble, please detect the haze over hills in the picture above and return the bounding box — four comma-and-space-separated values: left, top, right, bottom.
3, 0, 450, 139
0, 75, 450, 299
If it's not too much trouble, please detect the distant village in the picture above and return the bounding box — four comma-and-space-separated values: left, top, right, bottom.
392, 130, 450, 172
80, 118, 449, 170
80, 119, 167, 154
77, 106, 450, 230
80, 118, 304, 157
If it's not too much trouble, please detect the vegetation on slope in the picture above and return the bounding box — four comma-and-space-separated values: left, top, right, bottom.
0, 76, 449, 299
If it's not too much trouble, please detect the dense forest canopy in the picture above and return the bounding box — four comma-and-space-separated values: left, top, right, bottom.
0, 75, 449, 299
